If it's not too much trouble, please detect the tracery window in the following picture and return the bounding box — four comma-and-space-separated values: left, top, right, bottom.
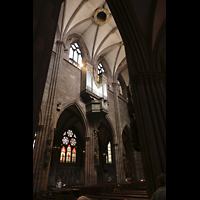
106, 142, 112, 164
69, 42, 82, 68
97, 62, 104, 74
60, 130, 77, 163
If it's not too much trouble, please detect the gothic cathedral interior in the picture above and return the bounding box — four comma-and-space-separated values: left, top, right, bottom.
33, 0, 166, 199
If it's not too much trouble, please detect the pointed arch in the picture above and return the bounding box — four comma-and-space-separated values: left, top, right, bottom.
117, 74, 128, 99
97, 115, 117, 145
66, 33, 90, 63
122, 124, 131, 136
105, 115, 117, 144
113, 57, 127, 81
57, 100, 89, 138
96, 55, 112, 80
122, 124, 132, 153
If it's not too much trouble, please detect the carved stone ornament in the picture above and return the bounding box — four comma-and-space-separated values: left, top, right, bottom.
94, 8, 110, 26
131, 71, 165, 86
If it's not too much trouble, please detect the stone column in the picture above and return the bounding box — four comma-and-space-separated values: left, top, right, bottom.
112, 82, 125, 183
33, 40, 65, 192
133, 150, 144, 181
106, 0, 166, 198
84, 122, 97, 186
130, 71, 166, 196
85, 112, 108, 186
33, 0, 63, 140
84, 136, 90, 186
48, 146, 60, 186
88, 119, 99, 186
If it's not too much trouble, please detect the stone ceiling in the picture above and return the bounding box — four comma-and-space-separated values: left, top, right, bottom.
55, 0, 166, 86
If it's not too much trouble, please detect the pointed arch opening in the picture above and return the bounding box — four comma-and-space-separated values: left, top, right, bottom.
48, 102, 87, 187
96, 117, 116, 184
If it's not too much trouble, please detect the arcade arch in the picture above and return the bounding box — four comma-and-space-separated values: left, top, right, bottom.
48, 103, 87, 187
96, 117, 116, 183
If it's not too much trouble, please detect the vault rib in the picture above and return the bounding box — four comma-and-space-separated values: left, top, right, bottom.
94, 27, 117, 60
62, 0, 86, 39
92, 26, 99, 59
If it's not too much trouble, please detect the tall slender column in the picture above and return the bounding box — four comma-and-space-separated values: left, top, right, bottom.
33, 0, 63, 139
88, 121, 96, 185
33, 40, 65, 192
84, 118, 96, 186
86, 118, 100, 186
130, 71, 166, 197
112, 82, 125, 183
48, 146, 60, 186
106, 0, 166, 198
84, 136, 90, 186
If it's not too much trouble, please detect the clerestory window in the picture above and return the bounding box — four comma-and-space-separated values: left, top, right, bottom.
69, 42, 82, 68
97, 62, 104, 74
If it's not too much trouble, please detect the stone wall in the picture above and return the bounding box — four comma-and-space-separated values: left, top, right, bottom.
34, 47, 143, 191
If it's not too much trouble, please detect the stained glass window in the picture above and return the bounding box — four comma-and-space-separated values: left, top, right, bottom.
72, 148, 76, 163
107, 142, 112, 164
60, 146, 66, 163
62, 137, 69, 145
66, 145, 71, 163
70, 138, 77, 146
60, 130, 77, 163
67, 130, 73, 137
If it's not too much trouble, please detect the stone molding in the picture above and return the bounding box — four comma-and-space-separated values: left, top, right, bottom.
37, 124, 43, 131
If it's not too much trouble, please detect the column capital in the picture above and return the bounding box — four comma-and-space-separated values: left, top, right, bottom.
131, 71, 165, 86
112, 81, 118, 86
112, 81, 119, 95
56, 40, 66, 48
